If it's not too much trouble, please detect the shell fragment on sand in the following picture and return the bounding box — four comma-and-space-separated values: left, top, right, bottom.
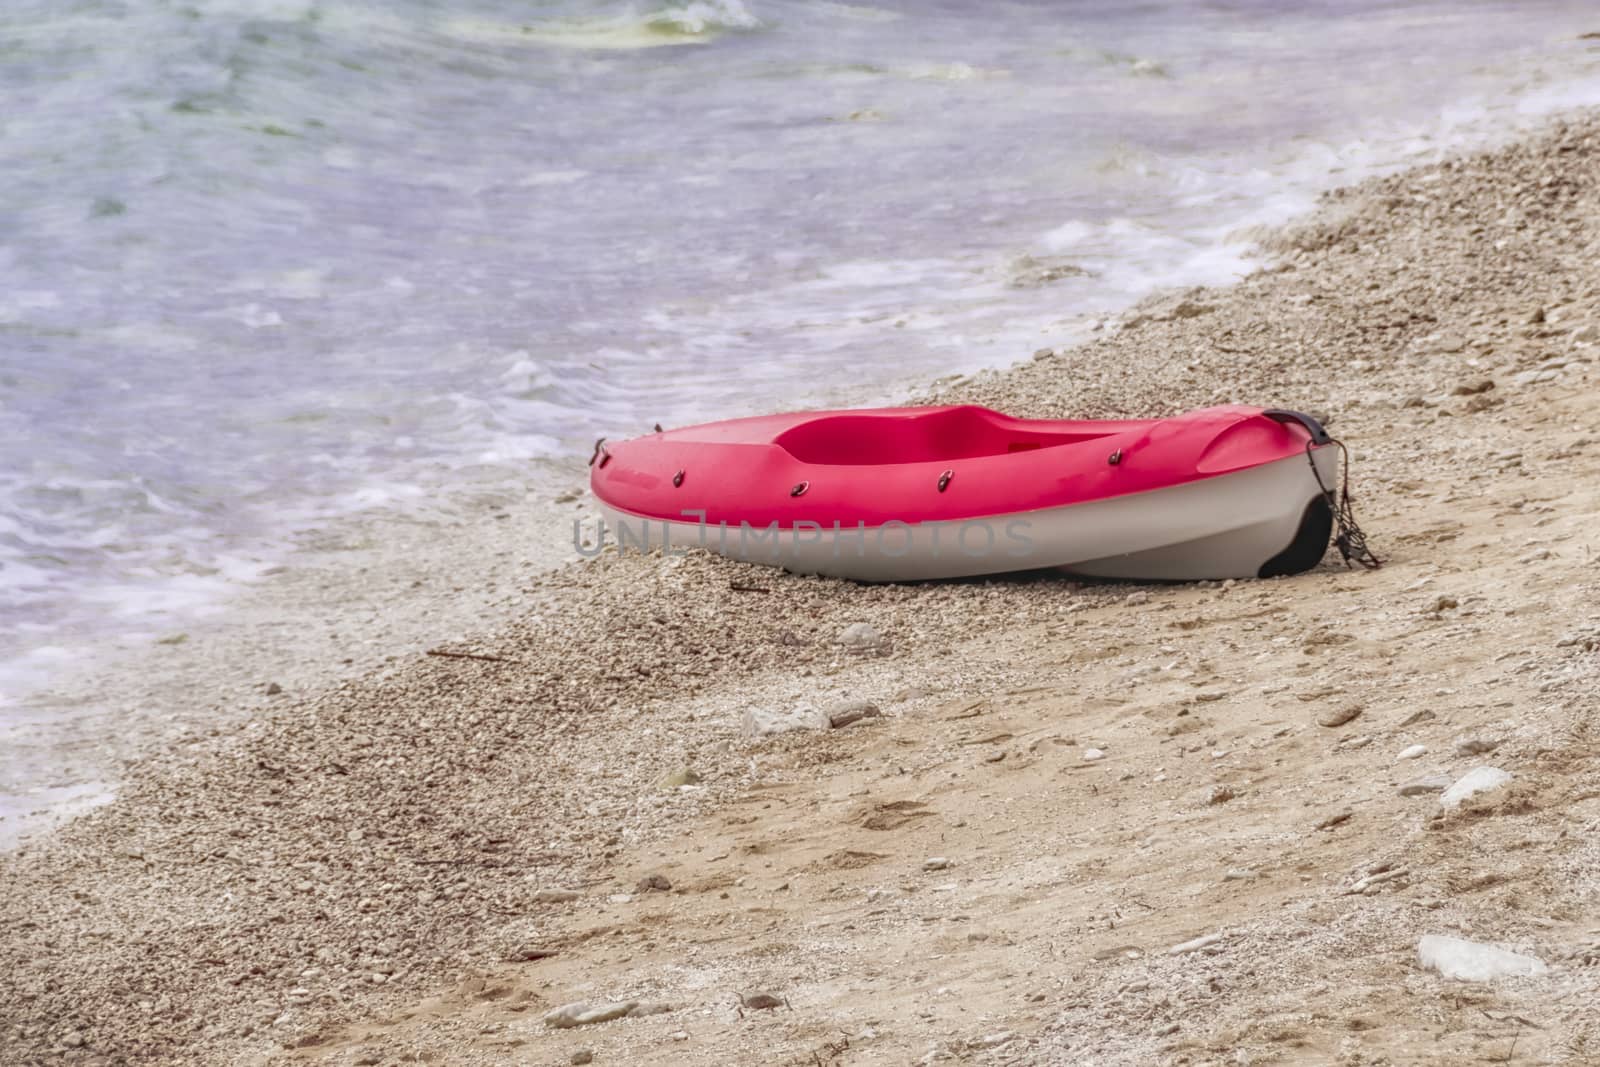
1168, 932, 1223, 955
544, 1001, 638, 1029
658, 767, 703, 789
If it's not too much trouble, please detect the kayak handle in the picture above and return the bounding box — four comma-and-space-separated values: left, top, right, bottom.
1262, 409, 1332, 447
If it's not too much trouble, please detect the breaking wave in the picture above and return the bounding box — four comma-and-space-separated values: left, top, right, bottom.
445, 0, 763, 50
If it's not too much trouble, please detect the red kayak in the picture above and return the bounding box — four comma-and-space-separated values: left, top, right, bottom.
588, 404, 1355, 581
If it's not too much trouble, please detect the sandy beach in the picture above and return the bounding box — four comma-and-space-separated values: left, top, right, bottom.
5, 107, 1600, 1067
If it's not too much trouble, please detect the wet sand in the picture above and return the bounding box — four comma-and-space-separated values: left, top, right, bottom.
4, 113, 1600, 1065
0, 488, 590, 850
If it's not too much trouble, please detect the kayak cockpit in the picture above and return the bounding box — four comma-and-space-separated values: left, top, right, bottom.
773, 405, 1117, 465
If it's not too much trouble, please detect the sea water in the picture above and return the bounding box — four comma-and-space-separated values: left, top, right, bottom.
3, 0, 1600, 818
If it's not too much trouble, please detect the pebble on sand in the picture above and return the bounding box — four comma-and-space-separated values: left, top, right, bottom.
1397, 744, 1427, 760
739, 992, 786, 1011
535, 888, 581, 903
1440, 767, 1513, 809
571, 1051, 594, 1066
741, 704, 827, 737
836, 622, 886, 650
1398, 773, 1453, 797
827, 701, 882, 729
1418, 934, 1547, 981
923, 856, 953, 871
1317, 704, 1364, 728
1082, 748, 1105, 761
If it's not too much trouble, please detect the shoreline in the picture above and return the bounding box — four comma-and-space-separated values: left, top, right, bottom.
10, 35, 1600, 847
0, 478, 591, 850
4, 109, 1600, 1064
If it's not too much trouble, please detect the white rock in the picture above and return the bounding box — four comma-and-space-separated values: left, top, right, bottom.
1418, 935, 1547, 981
1397, 744, 1427, 760
1440, 767, 1513, 809
741, 704, 827, 738
923, 857, 953, 871
970, 1031, 1015, 1049
1083, 748, 1105, 762
837, 622, 885, 650
544, 1001, 639, 1028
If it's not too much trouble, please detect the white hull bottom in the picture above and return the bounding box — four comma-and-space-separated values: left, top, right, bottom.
597, 449, 1338, 582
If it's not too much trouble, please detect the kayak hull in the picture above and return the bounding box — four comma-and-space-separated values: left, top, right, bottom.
589, 404, 1340, 582
596, 448, 1338, 582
